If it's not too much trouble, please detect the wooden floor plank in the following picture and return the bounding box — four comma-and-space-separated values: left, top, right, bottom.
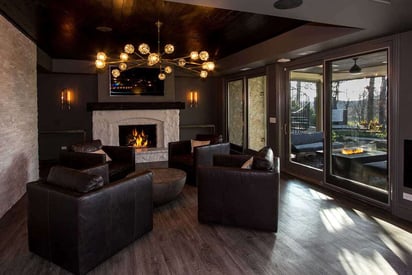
0, 174, 411, 274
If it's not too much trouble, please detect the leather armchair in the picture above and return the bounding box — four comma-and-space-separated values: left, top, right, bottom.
59, 139, 135, 182
27, 164, 153, 275
197, 149, 280, 232
168, 136, 230, 185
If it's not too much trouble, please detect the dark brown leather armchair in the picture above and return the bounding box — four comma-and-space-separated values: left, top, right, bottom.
197, 147, 280, 232
59, 139, 135, 182
27, 164, 153, 275
168, 135, 229, 185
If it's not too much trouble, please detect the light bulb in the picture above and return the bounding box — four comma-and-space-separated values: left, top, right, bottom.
96, 52, 107, 61
148, 53, 160, 66
119, 63, 127, 71
203, 61, 215, 71
200, 70, 208, 78
164, 44, 174, 54
120, 52, 128, 61
178, 58, 186, 67
158, 73, 166, 80
190, 51, 199, 60
138, 43, 150, 55
111, 69, 121, 78
124, 44, 135, 54
199, 51, 209, 61
165, 66, 173, 74
95, 59, 106, 69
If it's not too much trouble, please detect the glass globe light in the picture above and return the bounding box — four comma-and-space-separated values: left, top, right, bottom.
111, 69, 121, 78
203, 61, 215, 71
124, 44, 135, 54
165, 66, 173, 74
148, 53, 160, 66
200, 70, 208, 78
138, 43, 150, 55
95, 59, 106, 69
164, 44, 174, 54
199, 51, 209, 61
96, 52, 107, 61
190, 51, 199, 60
120, 52, 128, 61
178, 58, 186, 67
119, 63, 127, 71
158, 73, 166, 80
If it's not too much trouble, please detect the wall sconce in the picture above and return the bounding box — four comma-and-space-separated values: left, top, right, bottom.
188, 90, 198, 108
61, 88, 72, 110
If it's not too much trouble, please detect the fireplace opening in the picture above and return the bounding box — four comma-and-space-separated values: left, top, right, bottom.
119, 125, 157, 148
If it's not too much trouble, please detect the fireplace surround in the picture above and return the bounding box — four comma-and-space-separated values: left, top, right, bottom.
91, 103, 182, 162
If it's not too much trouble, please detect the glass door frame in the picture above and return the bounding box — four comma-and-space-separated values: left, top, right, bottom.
324, 48, 391, 205
281, 61, 324, 183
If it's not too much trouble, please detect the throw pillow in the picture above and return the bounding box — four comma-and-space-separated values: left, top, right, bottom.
47, 166, 104, 193
71, 139, 103, 153
252, 146, 274, 171
90, 149, 112, 162
191, 139, 210, 153
241, 157, 254, 169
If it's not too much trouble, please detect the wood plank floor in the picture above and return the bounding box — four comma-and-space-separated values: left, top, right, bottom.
0, 173, 411, 274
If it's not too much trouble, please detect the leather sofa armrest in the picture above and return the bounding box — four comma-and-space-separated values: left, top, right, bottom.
81, 163, 110, 185
168, 140, 191, 159
59, 151, 105, 169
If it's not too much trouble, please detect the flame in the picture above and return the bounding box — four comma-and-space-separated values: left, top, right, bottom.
129, 128, 149, 148
341, 147, 364, 155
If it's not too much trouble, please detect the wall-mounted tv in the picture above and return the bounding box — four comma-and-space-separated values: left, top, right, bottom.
109, 66, 165, 96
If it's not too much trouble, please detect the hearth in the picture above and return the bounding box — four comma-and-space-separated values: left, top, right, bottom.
119, 125, 157, 148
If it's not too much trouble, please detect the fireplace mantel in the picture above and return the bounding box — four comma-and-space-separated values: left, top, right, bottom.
87, 102, 185, 111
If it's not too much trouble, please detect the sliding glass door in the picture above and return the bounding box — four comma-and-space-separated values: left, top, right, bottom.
284, 64, 324, 178
325, 50, 389, 203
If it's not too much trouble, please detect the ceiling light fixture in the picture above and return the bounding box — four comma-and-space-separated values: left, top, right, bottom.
277, 58, 291, 63
273, 0, 303, 9
349, 57, 362, 74
95, 21, 215, 80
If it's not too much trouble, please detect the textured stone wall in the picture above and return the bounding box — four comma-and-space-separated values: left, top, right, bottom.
92, 109, 179, 161
0, 15, 38, 218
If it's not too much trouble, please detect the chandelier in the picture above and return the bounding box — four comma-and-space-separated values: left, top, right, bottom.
95, 21, 215, 80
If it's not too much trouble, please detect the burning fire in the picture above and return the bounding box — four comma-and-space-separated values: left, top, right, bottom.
341, 147, 364, 155
129, 128, 149, 148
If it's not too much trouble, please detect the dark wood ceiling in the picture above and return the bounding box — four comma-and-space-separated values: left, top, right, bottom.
0, 0, 307, 61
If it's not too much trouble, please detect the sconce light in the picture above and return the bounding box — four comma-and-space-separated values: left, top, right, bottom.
188, 90, 198, 108
61, 88, 72, 110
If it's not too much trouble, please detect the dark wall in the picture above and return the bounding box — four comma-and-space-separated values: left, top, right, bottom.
174, 76, 221, 140
37, 73, 97, 160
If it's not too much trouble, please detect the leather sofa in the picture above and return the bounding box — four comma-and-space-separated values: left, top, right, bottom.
59, 139, 135, 182
168, 134, 230, 185
197, 147, 280, 231
27, 164, 153, 275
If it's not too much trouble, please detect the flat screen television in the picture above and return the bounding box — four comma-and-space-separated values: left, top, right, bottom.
109, 66, 165, 96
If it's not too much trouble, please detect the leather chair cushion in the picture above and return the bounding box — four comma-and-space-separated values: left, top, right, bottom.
252, 147, 275, 171
71, 139, 103, 153
47, 166, 104, 193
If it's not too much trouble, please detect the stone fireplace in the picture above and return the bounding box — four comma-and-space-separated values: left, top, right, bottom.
90, 102, 184, 162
